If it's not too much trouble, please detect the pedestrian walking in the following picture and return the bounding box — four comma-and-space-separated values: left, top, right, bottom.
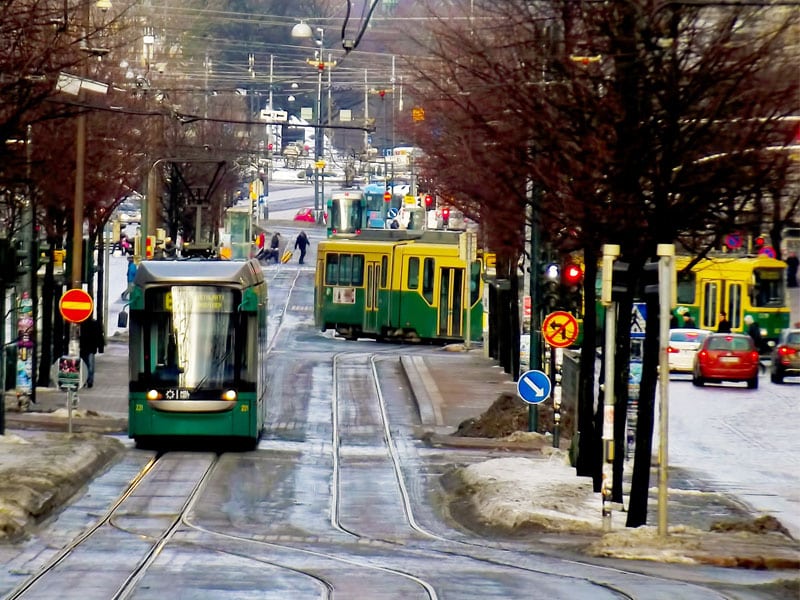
717, 311, 731, 333
122, 256, 137, 300
266, 232, 281, 263
79, 317, 103, 388
305, 165, 313, 184
744, 314, 764, 352
295, 231, 310, 264
681, 310, 697, 328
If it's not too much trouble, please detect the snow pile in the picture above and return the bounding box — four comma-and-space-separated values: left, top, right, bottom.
587, 525, 703, 564
459, 454, 602, 532
455, 455, 800, 567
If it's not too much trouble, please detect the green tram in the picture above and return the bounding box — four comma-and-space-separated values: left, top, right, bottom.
127, 259, 268, 448
315, 230, 483, 343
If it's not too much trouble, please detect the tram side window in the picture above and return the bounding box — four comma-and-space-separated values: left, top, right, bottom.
381, 256, 388, 288
422, 258, 435, 303
676, 271, 696, 305
325, 253, 364, 286
752, 268, 784, 307
340, 254, 353, 284
470, 262, 481, 305
727, 284, 742, 330
351, 255, 364, 286
325, 254, 339, 285
408, 257, 420, 290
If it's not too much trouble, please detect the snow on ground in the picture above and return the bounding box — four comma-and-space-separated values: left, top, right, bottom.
461, 452, 602, 532
455, 446, 799, 566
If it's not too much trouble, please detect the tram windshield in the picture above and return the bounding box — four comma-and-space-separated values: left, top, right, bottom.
752, 268, 785, 307
130, 285, 249, 390
329, 196, 364, 234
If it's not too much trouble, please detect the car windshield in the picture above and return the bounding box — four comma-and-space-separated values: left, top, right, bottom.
708, 336, 751, 351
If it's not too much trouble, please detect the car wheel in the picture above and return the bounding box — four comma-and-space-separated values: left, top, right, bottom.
747, 376, 758, 389
692, 372, 704, 387
770, 371, 783, 384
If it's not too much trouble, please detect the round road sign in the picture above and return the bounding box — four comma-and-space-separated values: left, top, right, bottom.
542, 310, 579, 348
759, 246, 776, 258
59, 289, 94, 323
724, 233, 742, 250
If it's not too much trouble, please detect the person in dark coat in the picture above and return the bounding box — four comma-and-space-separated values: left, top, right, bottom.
294, 231, 310, 264
717, 311, 732, 333
681, 310, 697, 328
80, 318, 103, 388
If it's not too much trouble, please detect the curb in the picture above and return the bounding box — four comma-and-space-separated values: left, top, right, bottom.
4, 412, 127, 434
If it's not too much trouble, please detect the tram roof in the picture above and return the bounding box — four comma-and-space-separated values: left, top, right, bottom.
134, 259, 264, 287
338, 229, 463, 244
675, 254, 787, 275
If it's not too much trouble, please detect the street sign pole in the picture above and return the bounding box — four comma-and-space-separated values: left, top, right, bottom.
528, 187, 543, 432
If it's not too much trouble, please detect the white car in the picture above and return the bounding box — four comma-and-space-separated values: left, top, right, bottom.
667, 328, 710, 373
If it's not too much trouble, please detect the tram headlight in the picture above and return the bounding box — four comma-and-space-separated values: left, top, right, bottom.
146, 389, 161, 401
222, 389, 237, 401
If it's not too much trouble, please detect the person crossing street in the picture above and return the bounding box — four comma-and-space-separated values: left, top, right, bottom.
295, 231, 310, 265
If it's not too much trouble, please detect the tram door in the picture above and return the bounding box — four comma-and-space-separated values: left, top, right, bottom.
438, 267, 464, 338
364, 261, 382, 333
699, 279, 744, 332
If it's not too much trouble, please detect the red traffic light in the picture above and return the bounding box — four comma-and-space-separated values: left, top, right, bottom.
442, 207, 450, 217
563, 263, 583, 286
755, 236, 765, 247
383, 191, 392, 202
424, 194, 433, 208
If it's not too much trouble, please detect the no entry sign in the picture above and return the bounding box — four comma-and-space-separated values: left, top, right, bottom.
59, 289, 93, 323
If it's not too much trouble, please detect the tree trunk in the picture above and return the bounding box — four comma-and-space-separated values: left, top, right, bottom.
626, 293, 660, 527
576, 248, 598, 478
36, 238, 57, 388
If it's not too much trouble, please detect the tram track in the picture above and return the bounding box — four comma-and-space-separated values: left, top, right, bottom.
6, 453, 218, 600
324, 351, 738, 600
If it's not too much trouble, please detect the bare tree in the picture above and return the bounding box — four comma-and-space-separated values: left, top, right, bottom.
401, 0, 798, 526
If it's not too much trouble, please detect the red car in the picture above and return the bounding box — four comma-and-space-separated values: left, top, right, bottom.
692, 333, 760, 389
293, 208, 327, 223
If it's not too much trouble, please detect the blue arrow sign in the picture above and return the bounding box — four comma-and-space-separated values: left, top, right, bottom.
517, 370, 552, 405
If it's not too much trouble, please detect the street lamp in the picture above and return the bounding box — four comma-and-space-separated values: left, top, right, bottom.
291, 22, 327, 224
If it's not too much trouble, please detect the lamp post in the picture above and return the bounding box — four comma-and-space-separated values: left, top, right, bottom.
292, 22, 332, 225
